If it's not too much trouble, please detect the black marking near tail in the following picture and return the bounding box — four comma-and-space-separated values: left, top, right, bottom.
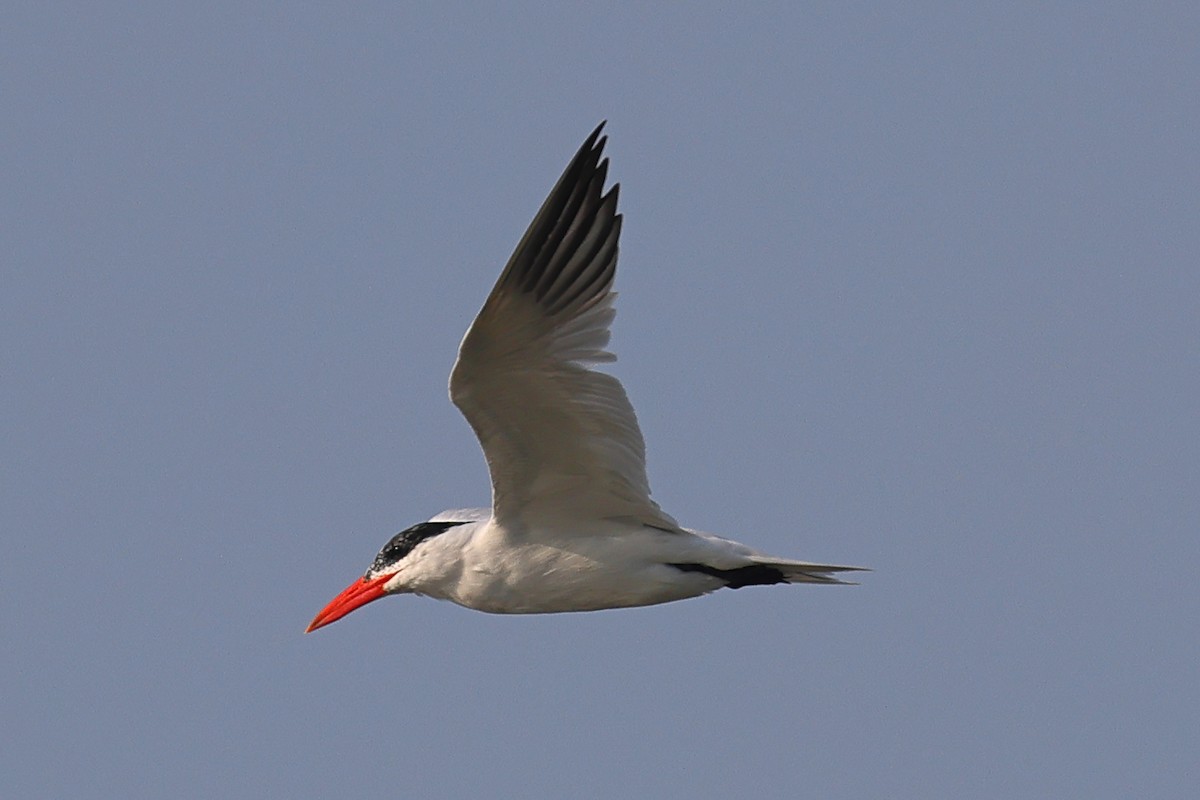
369, 521, 466, 575
669, 562, 789, 589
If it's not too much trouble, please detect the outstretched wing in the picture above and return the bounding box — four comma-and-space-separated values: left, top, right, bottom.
449, 123, 677, 531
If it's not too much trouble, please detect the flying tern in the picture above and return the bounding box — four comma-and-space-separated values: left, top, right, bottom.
307, 123, 864, 632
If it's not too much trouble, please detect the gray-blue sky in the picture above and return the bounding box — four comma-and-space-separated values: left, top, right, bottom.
4, 3, 1197, 798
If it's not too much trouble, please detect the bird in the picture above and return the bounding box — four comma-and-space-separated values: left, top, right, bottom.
306, 123, 864, 632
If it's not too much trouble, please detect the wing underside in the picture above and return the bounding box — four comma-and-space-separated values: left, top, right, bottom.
449, 124, 677, 531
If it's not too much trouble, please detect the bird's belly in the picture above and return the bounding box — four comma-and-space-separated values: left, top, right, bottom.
448, 541, 711, 614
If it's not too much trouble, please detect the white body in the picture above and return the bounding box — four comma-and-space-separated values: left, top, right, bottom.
386, 510, 841, 613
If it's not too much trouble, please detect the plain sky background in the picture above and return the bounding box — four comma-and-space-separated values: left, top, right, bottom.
4, 3, 1197, 798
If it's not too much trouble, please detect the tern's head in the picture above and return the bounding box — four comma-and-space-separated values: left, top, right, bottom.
305, 520, 464, 632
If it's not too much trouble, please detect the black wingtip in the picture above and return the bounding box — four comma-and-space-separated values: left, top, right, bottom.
481, 119, 621, 318
584, 121, 608, 153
